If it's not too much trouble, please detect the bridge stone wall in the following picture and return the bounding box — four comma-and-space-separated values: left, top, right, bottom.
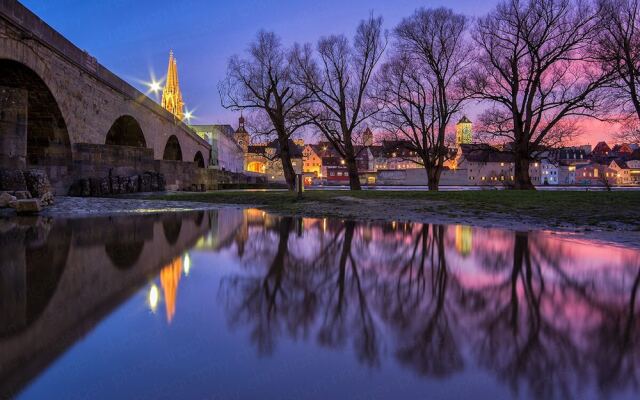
0, 0, 213, 193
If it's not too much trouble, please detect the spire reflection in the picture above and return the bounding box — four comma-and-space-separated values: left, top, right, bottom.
159, 257, 183, 323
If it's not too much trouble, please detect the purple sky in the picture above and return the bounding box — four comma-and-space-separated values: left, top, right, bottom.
19, 0, 613, 144
19, 1, 492, 122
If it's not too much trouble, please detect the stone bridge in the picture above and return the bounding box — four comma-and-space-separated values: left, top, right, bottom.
0, 0, 212, 193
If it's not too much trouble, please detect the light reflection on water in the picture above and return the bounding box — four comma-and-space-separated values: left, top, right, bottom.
1, 209, 639, 400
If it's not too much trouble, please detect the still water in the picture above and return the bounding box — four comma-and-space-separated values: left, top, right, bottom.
1, 209, 640, 400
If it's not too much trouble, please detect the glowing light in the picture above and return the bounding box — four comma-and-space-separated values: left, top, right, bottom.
149, 80, 162, 93
184, 110, 194, 122
148, 284, 160, 312
183, 253, 191, 276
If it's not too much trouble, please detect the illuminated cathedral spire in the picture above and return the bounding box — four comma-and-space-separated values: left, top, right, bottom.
161, 50, 185, 120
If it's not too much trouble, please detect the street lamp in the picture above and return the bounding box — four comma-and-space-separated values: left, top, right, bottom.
184, 110, 194, 123
149, 80, 162, 93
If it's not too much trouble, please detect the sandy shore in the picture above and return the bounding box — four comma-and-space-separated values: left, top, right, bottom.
262, 196, 640, 249
1, 195, 638, 249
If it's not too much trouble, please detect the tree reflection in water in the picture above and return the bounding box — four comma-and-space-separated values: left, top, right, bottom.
221, 214, 640, 399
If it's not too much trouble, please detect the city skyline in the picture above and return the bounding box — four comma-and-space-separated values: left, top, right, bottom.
20, 0, 619, 145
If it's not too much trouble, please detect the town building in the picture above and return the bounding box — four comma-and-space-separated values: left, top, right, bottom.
234, 114, 250, 153
189, 124, 244, 173
161, 50, 185, 120
540, 159, 559, 185
302, 144, 323, 184
627, 160, 640, 183
592, 141, 612, 159
369, 140, 423, 171
575, 163, 617, 186
244, 139, 303, 182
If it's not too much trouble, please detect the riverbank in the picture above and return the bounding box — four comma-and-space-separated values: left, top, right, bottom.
135, 190, 640, 248
0, 196, 228, 218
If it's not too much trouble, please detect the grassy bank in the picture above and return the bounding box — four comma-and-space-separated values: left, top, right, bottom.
136, 189, 640, 231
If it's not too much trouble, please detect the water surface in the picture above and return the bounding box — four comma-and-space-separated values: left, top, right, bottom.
1, 209, 639, 399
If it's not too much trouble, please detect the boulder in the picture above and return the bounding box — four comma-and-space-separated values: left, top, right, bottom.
158, 174, 166, 191
14, 191, 31, 199
126, 175, 139, 193
23, 169, 51, 198
15, 199, 41, 214
89, 178, 102, 196
140, 173, 151, 192
109, 176, 120, 194
149, 173, 159, 191
100, 177, 111, 195
0, 169, 27, 192
80, 179, 91, 197
0, 192, 17, 208
40, 191, 54, 206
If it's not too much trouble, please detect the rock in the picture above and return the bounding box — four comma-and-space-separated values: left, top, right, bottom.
0, 192, 17, 208
89, 178, 101, 196
14, 190, 31, 199
126, 175, 139, 193
100, 177, 110, 195
109, 176, 119, 194
140, 173, 151, 192
15, 199, 41, 214
0, 168, 27, 192
80, 179, 91, 197
40, 191, 54, 206
149, 173, 159, 191
23, 169, 52, 198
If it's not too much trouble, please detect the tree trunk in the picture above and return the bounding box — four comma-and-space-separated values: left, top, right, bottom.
425, 165, 443, 191
346, 157, 362, 191
278, 139, 297, 191
513, 155, 535, 190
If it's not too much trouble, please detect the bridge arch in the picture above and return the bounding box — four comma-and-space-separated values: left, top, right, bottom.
194, 151, 205, 168
163, 135, 182, 161
105, 115, 147, 148
0, 59, 72, 181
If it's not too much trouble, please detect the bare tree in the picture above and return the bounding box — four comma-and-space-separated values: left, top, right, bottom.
219, 31, 311, 190
597, 0, 640, 143
291, 15, 387, 190
463, 0, 613, 189
373, 8, 471, 191
618, 121, 640, 142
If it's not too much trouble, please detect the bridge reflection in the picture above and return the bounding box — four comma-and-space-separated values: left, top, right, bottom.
0, 211, 213, 398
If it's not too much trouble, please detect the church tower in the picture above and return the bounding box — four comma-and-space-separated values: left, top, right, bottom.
234, 113, 250, 152
363, 128, 374, 146
455, 116, 472, 145
161, 50, 185, 120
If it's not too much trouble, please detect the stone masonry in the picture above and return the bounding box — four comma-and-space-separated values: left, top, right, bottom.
0, 0, 214, 194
